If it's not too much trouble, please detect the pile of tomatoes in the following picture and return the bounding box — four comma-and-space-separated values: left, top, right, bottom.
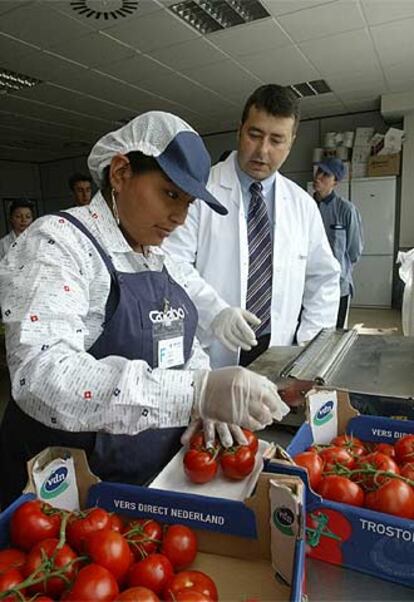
0, 501, 218, 602
293, 433, 414, 519
183, 429, 259, 484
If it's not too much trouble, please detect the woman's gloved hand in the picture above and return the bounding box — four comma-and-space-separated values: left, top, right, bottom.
192, 367, 290, 431
181, 417, 248, 448
210, 307, 260, 352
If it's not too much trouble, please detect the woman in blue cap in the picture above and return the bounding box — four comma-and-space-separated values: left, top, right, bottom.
0, 112, 288, 506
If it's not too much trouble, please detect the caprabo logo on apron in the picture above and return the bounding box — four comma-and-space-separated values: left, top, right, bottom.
149, 307, 185, 323
40, 466, 69, 499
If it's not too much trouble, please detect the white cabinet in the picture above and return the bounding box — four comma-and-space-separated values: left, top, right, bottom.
350, 177, 396, 308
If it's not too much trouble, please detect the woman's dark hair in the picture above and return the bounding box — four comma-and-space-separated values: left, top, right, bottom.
102, 151, 162, 190
241, 84, 300, 133
9, 199, 35, 218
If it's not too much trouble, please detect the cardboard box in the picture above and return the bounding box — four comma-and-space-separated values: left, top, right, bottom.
367, 153, 401, 177
354, 127, 375, 146
267, 390, 414, 589
0, 448, 306, 602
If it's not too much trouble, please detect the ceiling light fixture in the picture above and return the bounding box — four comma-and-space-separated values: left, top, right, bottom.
288, 79, 332, 98
0, 68, 42, 92
169, 0, 270, 34
70, 0, 139, 20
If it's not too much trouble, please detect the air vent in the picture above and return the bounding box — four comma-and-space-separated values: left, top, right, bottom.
169, 0, 270, 35
0, 68, 42, 92
70, 0, 139, 20
288, 80, 331, 98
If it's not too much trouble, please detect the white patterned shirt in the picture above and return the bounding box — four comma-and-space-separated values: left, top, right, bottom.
0, 193, 210, 434
0, 230, 17, 261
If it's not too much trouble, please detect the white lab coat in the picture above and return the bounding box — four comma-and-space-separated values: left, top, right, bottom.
164, 152, 340, 368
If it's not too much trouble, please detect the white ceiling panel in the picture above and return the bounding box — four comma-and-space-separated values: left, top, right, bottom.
327, 70, 388, 95
104, 9, 199, 52
151, 38, 227, 71
361, 0, 414, 26
97, 53, 172, 84
300, 29, 380, 77
0, 32, 39, 61
48, 31, 136, 69
370, 17, 414, 66
239, 45, 320, 85
261, 0, 338, 17
0, 50, 89, 84
0, 3, 93, 48
182, 60, 262, 104
208, 19, 291, 57
0, 0, 33, 16
341, 97, 381, 113
51, 0, 161, 30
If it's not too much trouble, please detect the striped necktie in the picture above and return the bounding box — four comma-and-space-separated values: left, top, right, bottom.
246, 181, 273, 335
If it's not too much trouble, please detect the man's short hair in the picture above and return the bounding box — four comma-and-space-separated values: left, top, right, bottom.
9, 199, 34, 218
68, 172, 92, 191
241, 84, 300, 133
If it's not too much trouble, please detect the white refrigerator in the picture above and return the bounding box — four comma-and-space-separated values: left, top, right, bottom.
350, 176, 396, 308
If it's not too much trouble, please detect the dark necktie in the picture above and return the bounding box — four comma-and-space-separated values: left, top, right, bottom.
246, 181, 273, 336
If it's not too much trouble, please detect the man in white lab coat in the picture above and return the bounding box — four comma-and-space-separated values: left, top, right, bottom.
164, 85, 340, 368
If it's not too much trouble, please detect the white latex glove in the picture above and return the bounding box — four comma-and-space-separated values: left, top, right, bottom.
193, 367, 290, 431
181, 417, 248, 448
211, 307, 261, 352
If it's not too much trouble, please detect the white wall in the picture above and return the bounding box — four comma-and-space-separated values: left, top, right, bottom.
0, 160, 42, 237
400, 112, 414, 248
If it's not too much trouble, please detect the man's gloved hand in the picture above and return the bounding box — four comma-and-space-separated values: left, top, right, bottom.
211, 307, 261, 352
193, 367, 290, 431
181, 417, 248, 448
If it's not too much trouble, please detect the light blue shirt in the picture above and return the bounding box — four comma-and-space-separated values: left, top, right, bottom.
235, 159, 276, 239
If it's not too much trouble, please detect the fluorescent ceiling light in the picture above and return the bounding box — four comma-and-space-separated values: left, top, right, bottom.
0, 68, 42, 92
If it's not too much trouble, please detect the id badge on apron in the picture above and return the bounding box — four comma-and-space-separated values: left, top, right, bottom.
152, 299, 185, 369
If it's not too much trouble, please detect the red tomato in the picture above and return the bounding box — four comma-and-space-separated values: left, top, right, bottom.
115, 586, 160, 601
175, 590, 214, 602
353, 452, 399, 491
0, 549, 26, 572
220, 446, 255, 480
10, 500, 61, 551
394, 434, 414, 464
319, 447, 355, 472
374, 443, 396, 458
189, 432, 215, 451
67, 507, 111, 552
109, 513, 125, 533
293, 451, 324, 490
365, 479, 414, 519
161, 524, 197, 570
241, 429, 259, 454
0, 568, 25, 596
23, 537, 78, 598
87, 529, 133, 583
125, 519, 162, 560
34, 597, 55, 602
331, 435, 366, 459
64, 563, 119, 601
400, 462, 414, 481
183, 449, 218, 484
316, 476, 365, 507
127, 554, 174, 595
163, 570, 218, 602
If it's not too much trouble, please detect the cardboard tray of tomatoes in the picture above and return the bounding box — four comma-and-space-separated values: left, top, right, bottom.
267, 392, 414, 589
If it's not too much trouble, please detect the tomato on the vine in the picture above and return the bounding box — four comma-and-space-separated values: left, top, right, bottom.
220, 446, 255, 480
400, 462, 414, 481
241, 429, 259, 454
0, 549, 26, 572
374, 443, 396, 458
352, 452, 399, 491
293, 451, 323, 490
0, 567, 25, 596
10, 500, 61, 551
127, 553, 174, 595
175, 590, 214, 602
87, 529, 133, 583
316, 475, 365, 507
394, 434, 414, 465
109, 513, 124, 533
66, 507, 111, 553
115, 586, 160, 601
163, 570, 218, 602
184, 449, 218, 484
319, 446, 355, 472
365, 479, 414, 519
125, 519, 162, 560
161, 524, 197, 570
23, 537, 78, 598
331, 435, 366, 459
189, 431, 216, 451
63, 563, 119, 601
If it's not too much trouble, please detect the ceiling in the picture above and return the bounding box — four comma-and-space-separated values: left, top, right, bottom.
0, 0, 413, 163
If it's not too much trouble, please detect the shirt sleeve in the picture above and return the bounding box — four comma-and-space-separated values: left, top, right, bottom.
347, 204, 364, 264
0, 218, 195, 434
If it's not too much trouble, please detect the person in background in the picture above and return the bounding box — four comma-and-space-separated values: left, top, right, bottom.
313, 157, 364, 328
0, 199, 35, 261
0, 111, 288, 507
163, 84, 340, 369
68, 172, 93, 206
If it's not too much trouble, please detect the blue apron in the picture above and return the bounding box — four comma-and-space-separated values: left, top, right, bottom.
0, 212, 198, 507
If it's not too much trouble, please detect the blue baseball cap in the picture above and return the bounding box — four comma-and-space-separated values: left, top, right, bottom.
88, 111, 227, 215
316, 157, 346, 182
